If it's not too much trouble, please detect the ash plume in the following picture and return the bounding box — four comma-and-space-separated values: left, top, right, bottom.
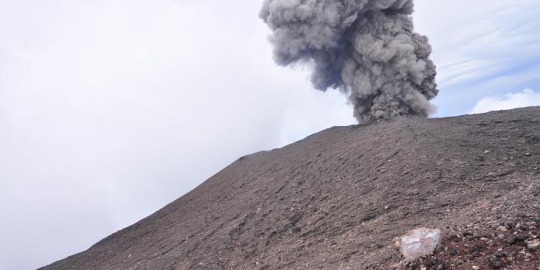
260, 0, 438, 123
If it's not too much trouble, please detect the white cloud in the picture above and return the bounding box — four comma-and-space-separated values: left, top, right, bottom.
470, 88, 540, 114
415, 0, 540, 88
413, 0, 540, 117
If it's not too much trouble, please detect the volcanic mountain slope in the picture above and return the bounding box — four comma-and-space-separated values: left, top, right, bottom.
41, 107, 540, 270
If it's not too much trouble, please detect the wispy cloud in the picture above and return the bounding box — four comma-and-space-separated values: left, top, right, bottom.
470, 88, 540, 114
415, 0, 540, 116
417, 0, 540, 88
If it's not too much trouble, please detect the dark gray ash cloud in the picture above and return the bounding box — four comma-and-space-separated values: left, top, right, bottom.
260, 0, 438, 123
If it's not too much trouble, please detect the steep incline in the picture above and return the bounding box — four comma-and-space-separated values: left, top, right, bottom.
41, 108, 540, 270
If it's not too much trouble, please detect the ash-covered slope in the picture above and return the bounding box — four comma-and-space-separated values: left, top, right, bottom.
41, 108, 540, 270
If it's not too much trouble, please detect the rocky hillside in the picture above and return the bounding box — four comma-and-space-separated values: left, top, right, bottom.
40, 107, 540, 270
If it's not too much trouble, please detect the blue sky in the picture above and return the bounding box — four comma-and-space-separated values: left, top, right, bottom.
1, 1, 540, 269
414, 0, 540, 116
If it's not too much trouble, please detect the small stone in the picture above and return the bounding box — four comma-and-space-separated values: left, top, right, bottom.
504, 222, 516, 230
469, 245, 484, 254
505, 235, 521, 245
472, 266, 480, 270
488, 259, 504, 269
496, 226, 507, 232
393, 237, 401, 247
525, 153, 531, 156
495, 251, 507, 258
484, 150, 490, 154
362, 213, 376, 222
527, 239, 540, 251
426, 258, 441, 267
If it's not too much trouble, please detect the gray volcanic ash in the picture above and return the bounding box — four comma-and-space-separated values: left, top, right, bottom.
260, 0, 438, 122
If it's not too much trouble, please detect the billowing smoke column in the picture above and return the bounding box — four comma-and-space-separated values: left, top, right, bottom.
260, 0, 438, 123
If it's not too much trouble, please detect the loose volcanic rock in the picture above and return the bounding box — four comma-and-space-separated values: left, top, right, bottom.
41, 107, 540, 270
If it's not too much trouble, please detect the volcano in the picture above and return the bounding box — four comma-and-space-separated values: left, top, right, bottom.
40, 107, 540, 270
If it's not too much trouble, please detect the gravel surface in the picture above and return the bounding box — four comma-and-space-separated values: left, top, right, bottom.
40, 107, 540, 270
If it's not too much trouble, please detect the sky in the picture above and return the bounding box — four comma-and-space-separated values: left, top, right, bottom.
1, 1, 540, 269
